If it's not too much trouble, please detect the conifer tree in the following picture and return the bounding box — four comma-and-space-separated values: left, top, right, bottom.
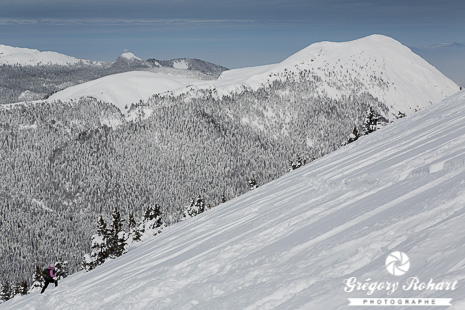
128, 212, 142, 242
12, 282, 21, 298
140, 205, 164, 235
290, 154, 304, 170
81, 254, 94, 272
108, 208, 126, 258
363, 106, 379, 135
347, 127, 360, 144
30, 265, 43, 292
221, 192, 227, 203
195, 196, 205, 214
0, 281, 12, 302
90, 216, 110, 266
55, 261, 69, 279
249, 177, 258, 190
183, 196, 206, 218
183, 198, 196, 218
18, 280, 28, 296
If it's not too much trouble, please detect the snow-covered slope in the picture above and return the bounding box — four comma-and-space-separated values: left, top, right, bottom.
4, 90, 465, 309
47, 71, 200, 113
0, 44, 96, 66
178, 34, 457, 114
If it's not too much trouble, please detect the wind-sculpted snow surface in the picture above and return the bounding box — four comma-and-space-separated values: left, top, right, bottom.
3, 90, 465, 309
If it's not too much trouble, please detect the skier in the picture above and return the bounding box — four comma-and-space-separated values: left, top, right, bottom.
41, 264, 58, 294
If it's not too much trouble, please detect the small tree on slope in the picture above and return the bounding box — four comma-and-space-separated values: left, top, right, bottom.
249, 177, 258, 190
363, 106, 379, 135
108, 208, 127, 258
90, 216, 110, 267
346, 127, 360, 144
30, 265, 44, 292
0, 281, 12, 302
128, 212, 142, 243
183, 196, 206, 218
140, 205, 165, 235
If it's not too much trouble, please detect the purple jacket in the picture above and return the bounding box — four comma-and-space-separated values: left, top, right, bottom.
49, 267, 56, 278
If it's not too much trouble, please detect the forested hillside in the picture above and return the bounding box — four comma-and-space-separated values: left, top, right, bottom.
0, 72, 385, 285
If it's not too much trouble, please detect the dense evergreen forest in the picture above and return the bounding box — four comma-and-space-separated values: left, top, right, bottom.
0, 65, 389, 287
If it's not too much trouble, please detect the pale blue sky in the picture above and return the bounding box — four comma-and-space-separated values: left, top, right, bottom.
0, 0, 464, 69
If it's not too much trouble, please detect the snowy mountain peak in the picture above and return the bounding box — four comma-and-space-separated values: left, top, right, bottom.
119, 52, 142, 61
179, 34, 458, 114
0, 44, 93, 66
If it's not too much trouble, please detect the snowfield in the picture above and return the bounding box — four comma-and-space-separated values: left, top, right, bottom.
47, 71, 201, 113
3, 90, 465, 309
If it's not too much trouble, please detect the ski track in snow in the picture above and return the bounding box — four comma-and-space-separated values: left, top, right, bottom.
3, 91, 465, 309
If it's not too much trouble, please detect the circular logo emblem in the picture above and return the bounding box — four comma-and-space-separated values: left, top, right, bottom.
385, 251, 410, 276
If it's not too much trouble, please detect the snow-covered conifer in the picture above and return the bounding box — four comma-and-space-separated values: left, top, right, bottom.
289, 154, 304, 171
81, 254, 94, 272
363, 106, 379, 135
90, 216, 110, 266
13, 280, 28, 297
183, 196, 206, 218
108, 208, 127, 258
249, 177, 258, 190
30, 265, 43, 292
128, 212, 142, 243
55, 261, 69, 279
11, 282, 20, 298
0, 281, 12, 302
346, 127, 360, 144
18, 280, 28, 296
140, 205, 164, 235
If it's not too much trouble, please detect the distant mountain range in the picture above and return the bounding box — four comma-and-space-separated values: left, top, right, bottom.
0, 44, 228, 76
410, 42, 465, 87
0, 44, 102, 66
411, 42, 465, 50
0, 45, 228, 105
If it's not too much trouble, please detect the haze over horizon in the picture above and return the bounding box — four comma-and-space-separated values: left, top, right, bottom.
0, 0, 464, 69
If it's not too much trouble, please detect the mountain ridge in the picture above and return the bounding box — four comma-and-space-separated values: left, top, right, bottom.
46, 34, 458, 118
164, 34, 457, 113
